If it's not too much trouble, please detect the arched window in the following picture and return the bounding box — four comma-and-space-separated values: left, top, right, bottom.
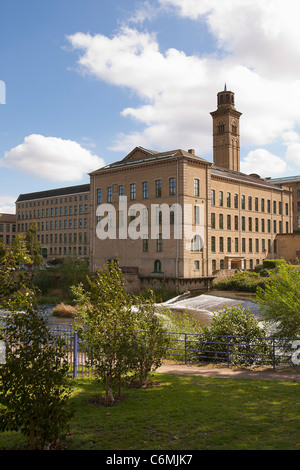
153, 259, 162, 273
191, 235, 203, 252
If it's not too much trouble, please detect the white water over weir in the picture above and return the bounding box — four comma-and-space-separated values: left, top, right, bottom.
156, 292, 263, 326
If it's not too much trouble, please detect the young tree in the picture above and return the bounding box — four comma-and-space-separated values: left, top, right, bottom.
10, 233, 32, 266
72, 261, 137, 405
26, 222, 43, 267
0, 284, 74, 449
130, 294, 170, 387
256, 261, 300, 338
72, 262, 170, 404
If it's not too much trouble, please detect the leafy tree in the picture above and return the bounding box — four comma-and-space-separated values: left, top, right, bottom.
26, 222, 43, 267
197, 305, 268, 365
129, 294, 170, 387
10, 233, 32, 266
72, 262, 169, 404
256, 261, 300, 338
0, 284, 74, 449
72, 261, 137, 405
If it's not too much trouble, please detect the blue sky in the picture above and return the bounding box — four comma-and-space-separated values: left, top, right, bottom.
1, 0, 300, 213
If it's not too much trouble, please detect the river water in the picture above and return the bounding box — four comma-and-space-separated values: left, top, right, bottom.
0, 290, 262, 328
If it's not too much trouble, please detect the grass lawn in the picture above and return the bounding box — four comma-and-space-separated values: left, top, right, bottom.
0, 372, 299, 451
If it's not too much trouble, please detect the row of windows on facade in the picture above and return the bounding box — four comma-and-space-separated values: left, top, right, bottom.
17, 204, 89, 220
213, 258, 263, 272
37, 232, 89, 244
211, 236, 277, 254
149, 257, 266, 275
0, 234, 15, 245
211, 190, 289, 215
17, 194, 88, 209
0, 223, 16, 233
211, 213, 289, 234
217, 123, 237, 135
97, 179, 201, 204
46, 246, 89, 256
18, 218, 88, 232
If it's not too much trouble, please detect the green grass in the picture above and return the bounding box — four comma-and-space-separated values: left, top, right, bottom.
0, 373, 299, 450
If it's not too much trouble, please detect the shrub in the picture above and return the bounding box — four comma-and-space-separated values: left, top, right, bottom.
197, 305, 270, 366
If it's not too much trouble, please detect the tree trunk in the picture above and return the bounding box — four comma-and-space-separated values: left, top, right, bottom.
105, 374, 114, 406
29, 419, 35, 450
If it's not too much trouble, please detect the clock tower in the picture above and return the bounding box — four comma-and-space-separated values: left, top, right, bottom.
210, 86, 242, 172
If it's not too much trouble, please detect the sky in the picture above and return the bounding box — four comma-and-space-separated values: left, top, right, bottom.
1, 0, 300, 213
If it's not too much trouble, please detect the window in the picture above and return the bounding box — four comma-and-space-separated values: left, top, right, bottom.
255, 218, 259, 232
212, 260, 216, 271
234, 194, 238, 209
227, 192, 231, 208
267, 200, 271, 213
227, 237, 231, 253
211, 236, 216, 253
219, 191, 223, 207
143, 236, 149, 252
255, 198, 259, 211
218, 123, 225, 134
155, 180, 162, 197
211, 190, 215, 206
241, 216, 245, 231
234, 215, 238, 230
153, 260, 162, 273
194, 206, 200, 225
241, 195, 245, 209
107, 187, 112, 203
273, 201, 276, 214
249, 238, 253, 253
194, 179, 199, 197
194, 260, 200, 270
142, 182, 148, 199
248, 196, 252, 211
261, 219, 265, 233
286, 203, 289, 216
261, 199, 265, 212
156, 233, 163, 252
219, 237, 224, 253
119, 185, 125, 200
219, 214, 223, 229
211, 213, 215, 229
169, 178, 176, 196
279, 202, 282, 215
227, 214, 231, 230
242, 238, 246, 253
249, 217, 252, 232
191, 235, 202, 252
255, 239, 259, 253
130, 183, 136, 200
235, 238, 239, 253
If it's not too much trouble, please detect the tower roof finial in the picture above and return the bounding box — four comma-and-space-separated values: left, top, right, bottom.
224, 83, 227, 91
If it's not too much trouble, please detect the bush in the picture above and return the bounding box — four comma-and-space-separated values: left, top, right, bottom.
0, 289, 74, 449
213, 270, 267, 292
197, 305, 270, 366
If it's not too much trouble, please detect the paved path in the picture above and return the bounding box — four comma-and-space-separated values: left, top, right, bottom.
156, 363, 300, 382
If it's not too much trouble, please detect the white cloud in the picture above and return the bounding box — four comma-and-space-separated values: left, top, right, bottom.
66, 0, 300, 169
241, 149, 288, 177
159, 0, 300, 78
0, 196, 16, 214
1, 134, 105, 182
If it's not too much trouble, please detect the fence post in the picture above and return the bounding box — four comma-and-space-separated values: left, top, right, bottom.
185, 333, 187, 364
73, 331, 78, 379
272, 338, 276, 370
227, 336, 230, 368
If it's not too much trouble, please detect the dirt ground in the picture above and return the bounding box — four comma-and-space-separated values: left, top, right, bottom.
157, 362, 300, 382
